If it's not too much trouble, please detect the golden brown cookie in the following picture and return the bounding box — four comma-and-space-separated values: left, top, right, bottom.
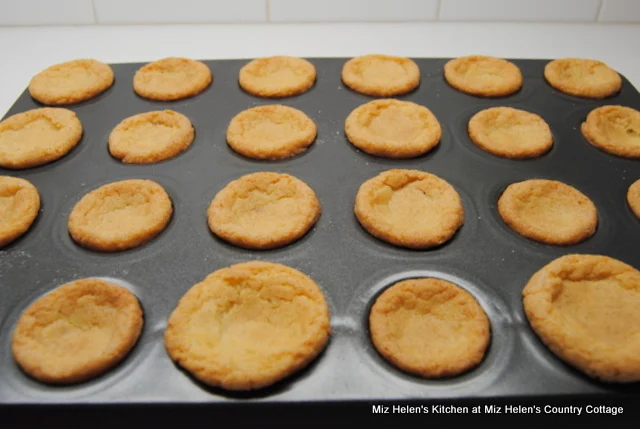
544, 58, 621, 99
108, 110, 194, 164
226, 105, 316, 160
468, 107, 553, 158
239, 56, 316, 98
12, 278, 143, 384
68, 179, 173, 252
341, 54, 420, 96
354, 169, 464, 249
0, 108, 83, 169
444, 55, 523, 97
207, 172, 320, 249
523, 254, 640, 383
345, 99, 441, 159
581, 105, 640, 159
628, 179, 640, 220
133, 57, 212, 101
0, 176, 40, 248
165, 261, 330, 390
498, 179, 597, 245
28, 59, 114, 106
370, 278, 490, 378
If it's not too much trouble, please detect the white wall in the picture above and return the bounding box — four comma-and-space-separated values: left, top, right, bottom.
0, 0, 639, 26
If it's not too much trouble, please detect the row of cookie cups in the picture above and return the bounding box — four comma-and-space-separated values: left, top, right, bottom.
3, 167, 638, 273
27, 55, 625, 107
4, 251, 633, 400
4, 100, 637, 175
0, 265, 514, 399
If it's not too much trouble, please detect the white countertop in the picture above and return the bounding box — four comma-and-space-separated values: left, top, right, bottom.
1, 22, 639, 115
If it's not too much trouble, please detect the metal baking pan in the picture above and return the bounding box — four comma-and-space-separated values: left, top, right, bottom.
0, 58, 639, 409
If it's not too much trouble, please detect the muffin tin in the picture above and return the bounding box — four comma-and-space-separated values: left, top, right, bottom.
0, 58, 639, 405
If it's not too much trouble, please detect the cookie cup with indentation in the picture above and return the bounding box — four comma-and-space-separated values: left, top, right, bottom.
133, 57, 212, 101
444, 55, 522, 97
354, 169, 464, 249
29, 59, 114, 105
0, 108, 83, 169
68, 179, 173, 252
523, 254, 640, 382
345, 99, 441, 159
628, 179, 640, 220
581, 105, 640, 159
226, 105, 316, 160
11, 278, 143, 384
108, 110, 194, 164
207, 172, 321, 249
370, 278, 490, 378
341, 54, 420, 97
497, 179, 597, 245
468, 107, 553, 159
0, 176, 40, 248
544, 58, 621, 99
164, 261, 330, 390
239, 56, 316, 98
